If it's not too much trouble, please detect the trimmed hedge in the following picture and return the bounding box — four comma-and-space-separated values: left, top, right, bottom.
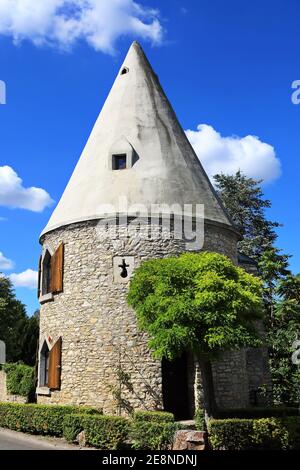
194, 408, 206, 430
215, 407, 300, 419
63, 414, 129, 450
0, 403, 101, 437
133, 411, 174, 423
131, 410, 177, 450
130, 420, 179, 450
2, 363, 35, 398
208, 417, 300, 450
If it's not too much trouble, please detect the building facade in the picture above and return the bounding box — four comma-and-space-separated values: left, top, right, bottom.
37, 42, 271, 417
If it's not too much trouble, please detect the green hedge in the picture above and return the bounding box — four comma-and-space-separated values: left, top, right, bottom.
63, 414, 129, 450
133, 411, 174, 423
2, 363, 35, 398
130, 420, 179, 450
215, 407, 300, 419
194, 408, 206, 430
209, 417, 300, 450
130, 410, 177, 450
0, 403, 101, 437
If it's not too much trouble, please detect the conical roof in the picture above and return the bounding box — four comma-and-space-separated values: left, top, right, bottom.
42, 41, 233, 236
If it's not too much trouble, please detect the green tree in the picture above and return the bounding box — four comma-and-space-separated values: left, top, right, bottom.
128, 252, 263, 417
214, 171, 282, 262
0, 275, 39, 365
258, 248, 290, 326
268, 274, 300, 405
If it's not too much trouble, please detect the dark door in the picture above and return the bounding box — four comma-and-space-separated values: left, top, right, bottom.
162, 353, 191, 420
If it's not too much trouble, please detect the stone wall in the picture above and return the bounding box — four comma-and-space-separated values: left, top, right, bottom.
38, 219, 243, 414
0, 370, 27, 404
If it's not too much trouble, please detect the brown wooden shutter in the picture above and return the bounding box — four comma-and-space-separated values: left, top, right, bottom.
37, 255, 42, 298
48, 337, 62, 390
50, 243, 64, 294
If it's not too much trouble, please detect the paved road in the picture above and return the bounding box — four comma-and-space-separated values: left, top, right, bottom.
0, 428, 78, 450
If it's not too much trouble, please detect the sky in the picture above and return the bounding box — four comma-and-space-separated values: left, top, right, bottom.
0, 0, 299, 315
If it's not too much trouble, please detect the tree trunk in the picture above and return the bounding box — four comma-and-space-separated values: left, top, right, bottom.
197, 357, 217, 420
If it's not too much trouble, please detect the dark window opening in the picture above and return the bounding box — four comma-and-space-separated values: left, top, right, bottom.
162, 352, 193, 420
112, 154, 127, 170
42, 250, 52, 295
121, 67, 129, 75
40, 341, 50, 387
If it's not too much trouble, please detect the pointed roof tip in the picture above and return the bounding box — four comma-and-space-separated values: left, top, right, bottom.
129, 40, 144, 53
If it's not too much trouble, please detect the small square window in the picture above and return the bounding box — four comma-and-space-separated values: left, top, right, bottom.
112, 154, 127, 170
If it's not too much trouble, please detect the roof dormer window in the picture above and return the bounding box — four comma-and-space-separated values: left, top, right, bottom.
112, 154, 127, 170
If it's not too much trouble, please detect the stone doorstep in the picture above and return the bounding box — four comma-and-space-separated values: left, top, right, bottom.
173, 430, 207, 451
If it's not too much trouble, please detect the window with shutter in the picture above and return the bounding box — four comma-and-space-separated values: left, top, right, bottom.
51, 243, 64, 294
48, 337, 62, 390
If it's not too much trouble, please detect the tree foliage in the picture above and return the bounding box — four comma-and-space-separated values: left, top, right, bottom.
0, 275, 39, 365
128, 252, 263, 361
214, 171, 282, 262
268, 274, 300, 405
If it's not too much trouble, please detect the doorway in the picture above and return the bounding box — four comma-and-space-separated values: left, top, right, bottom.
162, 352, 193, 420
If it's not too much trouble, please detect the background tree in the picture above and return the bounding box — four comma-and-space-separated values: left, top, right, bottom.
214, 171, 283, 262
215, 171, 300, 406
0, 275, 39, 365
268, 274, 300, 405
128, 252, 263, 417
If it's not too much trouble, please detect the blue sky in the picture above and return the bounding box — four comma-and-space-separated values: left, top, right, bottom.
0, 0, 299, 314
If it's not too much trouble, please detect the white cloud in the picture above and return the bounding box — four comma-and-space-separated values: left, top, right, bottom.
9, 269, 38, 289
0, 166, 54, 212
185, 124, 281, 183
0, 0, 163, 53
0, 252, 14, 270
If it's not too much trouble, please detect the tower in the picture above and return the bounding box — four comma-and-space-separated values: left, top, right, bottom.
37, 42, 269, 417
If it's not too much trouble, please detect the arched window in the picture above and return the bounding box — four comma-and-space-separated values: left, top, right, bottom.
40, 340, 50, 387
42, 250, 52, 295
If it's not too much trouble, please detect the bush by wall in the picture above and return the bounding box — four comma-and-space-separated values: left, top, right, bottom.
63, 414, 129, 450
130, 410, 177, 450
0, 403, 101, 437
208, 417, 300, 450
2, 363, 35, 399
133, 411, 174, 423
194, 408, 206, 430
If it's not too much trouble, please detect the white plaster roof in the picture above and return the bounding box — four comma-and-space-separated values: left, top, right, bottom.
41, 41, 233, 236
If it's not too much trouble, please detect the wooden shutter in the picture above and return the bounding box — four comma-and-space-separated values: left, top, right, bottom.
37, 255, 42, 298
50, 243, 64, 294
48, 337, 62, 390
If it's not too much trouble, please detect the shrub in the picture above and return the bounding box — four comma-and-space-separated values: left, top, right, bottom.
133, 411, 174, 423
63, 414, 84, 442
2, 363, 35, 399
130, 419, 179, 450
194, 408, 206, 430
0, 403, 101, 436
252, 418, 289, 450
208, 419, 254, 450
208, 417, 300, 450
63, 414, 129, 450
